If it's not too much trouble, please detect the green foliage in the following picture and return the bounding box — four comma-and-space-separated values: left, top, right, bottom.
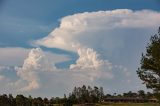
16, 95, 31, 106
137, 27, 160, 101
69, 85, 104, 104
0, 86, 157, 105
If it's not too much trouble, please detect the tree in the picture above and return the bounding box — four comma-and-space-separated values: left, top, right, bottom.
8, 94, 16, 106
138, 90, 146, 99
99, 87, 104, 102
16, 95, 27, 106
43, 98, 49, 106
50, 97, 55, 105
32, 97, 44, 106
0, 94, 10, 106
123, 91, 137, 98
137, 27, 160, 101
28, 95, 32, 106
146, 92, 153, 99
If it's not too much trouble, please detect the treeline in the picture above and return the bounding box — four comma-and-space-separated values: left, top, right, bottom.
105, 90, 154, 99
0, 85, 156, 106
0, 94, 66, 106
68, 85, 104, 104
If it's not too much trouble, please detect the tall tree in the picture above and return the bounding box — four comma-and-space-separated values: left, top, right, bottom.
137, 27, 160, 101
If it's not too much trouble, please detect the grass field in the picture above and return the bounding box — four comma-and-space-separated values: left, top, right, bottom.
96, 103, 160, 106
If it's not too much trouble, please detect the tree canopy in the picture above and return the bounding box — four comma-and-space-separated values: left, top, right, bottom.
137, 27, 160, 101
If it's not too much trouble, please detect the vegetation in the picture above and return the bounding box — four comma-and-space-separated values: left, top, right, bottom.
137, 27, 160, 102
0, 85, 157, 106
68, 85, 104, 104
95, 103, 159, 106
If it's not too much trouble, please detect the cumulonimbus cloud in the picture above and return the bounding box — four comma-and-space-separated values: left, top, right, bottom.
35, 9, 160, 52
0, 9, 160, 96
30, 9, 160, 95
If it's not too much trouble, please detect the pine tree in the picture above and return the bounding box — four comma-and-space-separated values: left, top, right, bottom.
137, 27, 160, 102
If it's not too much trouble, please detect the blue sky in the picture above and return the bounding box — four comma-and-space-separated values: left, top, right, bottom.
0, 0, 160, 97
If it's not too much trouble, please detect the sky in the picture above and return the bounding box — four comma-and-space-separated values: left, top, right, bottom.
0, 0, 160, 97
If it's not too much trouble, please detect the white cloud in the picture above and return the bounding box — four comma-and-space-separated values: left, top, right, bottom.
14, 47, 113, 92
15, 48, 56, 91
35, 9, 160, 52
70, 46, 104, 70
70, 46, 113, 81
0, 47, 70, 93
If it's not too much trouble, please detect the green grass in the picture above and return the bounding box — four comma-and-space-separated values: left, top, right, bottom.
96, 103, 160, 106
